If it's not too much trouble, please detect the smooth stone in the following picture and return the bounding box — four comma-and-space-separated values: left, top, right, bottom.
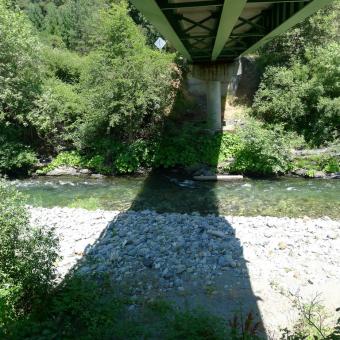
79, 168, 92, 175
218, 255, 233, 267
162, 269, 173, 279
175, 265, 186, 274
142, 258, 154, 268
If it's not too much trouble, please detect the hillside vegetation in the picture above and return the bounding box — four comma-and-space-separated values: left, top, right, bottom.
0, 0, 339, 177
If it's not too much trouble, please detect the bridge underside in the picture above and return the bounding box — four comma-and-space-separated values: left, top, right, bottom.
130, 0, 333, 130
130, 0, 333, 63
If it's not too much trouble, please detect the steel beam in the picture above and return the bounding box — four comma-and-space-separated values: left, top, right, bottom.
241, 0, 334, 56
130, 0, 192, 60
160, 1, 223, 10
211, 0, 247, 61
248, 0, 310, 2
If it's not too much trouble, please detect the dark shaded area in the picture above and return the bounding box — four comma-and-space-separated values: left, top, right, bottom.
63, 113, 267, 337
3, 105, 265, 339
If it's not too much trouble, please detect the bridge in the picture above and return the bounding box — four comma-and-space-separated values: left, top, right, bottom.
130, 0, 333, 129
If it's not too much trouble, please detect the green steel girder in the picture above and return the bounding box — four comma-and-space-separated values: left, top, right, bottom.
160, 0, 309, 10
160, 1, 224, 10
130, 0, 335, 63
211, 0, 248, 61
239, 0, 334, 57
130, 0, 192, 60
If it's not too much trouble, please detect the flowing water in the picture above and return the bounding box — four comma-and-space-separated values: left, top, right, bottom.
14, 173, 340, 218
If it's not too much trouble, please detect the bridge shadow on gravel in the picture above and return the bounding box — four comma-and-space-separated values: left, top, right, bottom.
68, 128, 267, 338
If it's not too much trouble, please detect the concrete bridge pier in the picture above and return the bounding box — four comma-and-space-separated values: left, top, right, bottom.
207, 80, 222, 131
190, 60, 243, 131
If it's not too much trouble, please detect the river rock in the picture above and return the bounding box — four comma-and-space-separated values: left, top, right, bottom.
27, 206, 340, 335
292, 169, 307, 177
142, 257, 154, 268
46, 166, 78, 176
313, 171, 326, 178
79, 168, 92, 175
218, 255, 233, 267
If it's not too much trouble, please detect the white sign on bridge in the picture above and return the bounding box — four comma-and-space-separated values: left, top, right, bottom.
154, 37, 166, 50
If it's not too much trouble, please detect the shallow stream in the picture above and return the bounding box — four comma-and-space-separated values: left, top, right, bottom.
14, 173, 340, 218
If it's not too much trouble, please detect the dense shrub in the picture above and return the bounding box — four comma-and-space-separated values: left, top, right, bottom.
154, 120, 296, 176
0, 126, 37, 176
39, 120, 298, 176
253, 43, 340, 146
231, 121, 296, 176
0, 141, 37, 176
29, 78, 86, 151
0, 0, 42, 125
153, 122, 241, 169
57, 0, 104, 53
254, 2, 340, 146
75, 3, 177, 151
0, 181, 58, 326
5, 277, 125, 339
293, 154, 340, 174
37, 151, 112, 175
43, 46, 85, 84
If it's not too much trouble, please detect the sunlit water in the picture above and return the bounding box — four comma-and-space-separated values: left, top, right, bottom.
14, 174, 340, 218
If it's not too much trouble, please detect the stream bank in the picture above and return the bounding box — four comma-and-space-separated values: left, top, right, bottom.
29, 206, 340, 337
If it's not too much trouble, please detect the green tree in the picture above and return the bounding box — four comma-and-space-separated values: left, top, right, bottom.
58, 0, 103, 53
75, 4, 177, 153
259, 1, 340, 66
0, 0, 43, 126
253, 43, 340, 145
0, 181, 58, 324
253, 1, 340, 146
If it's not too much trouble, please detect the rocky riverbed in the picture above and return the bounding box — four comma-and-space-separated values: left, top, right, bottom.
29, 207, 340, 337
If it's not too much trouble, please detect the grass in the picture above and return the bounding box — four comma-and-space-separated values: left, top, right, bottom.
0, 274, 265, 340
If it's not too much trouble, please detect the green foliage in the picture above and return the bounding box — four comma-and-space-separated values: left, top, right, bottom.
3, 275, 263, 339
1, 277, 124, 339
253, 43, 340, 146
37, 151, 113, 175
254, 2, 340, 146
153, 123, 241, 169
86, 155, 112, 175
43, 46, 85, 84
37, 151, 84, 174
231, 121, 295, 176
0, 126, 37, 176
259, 1, 340, 66
113, 140, 154, 174
0, 0, 43, 125
29, 77, 86, 151
0, 141, 37, 176
323, 158, 340, 173
0, 181, 58, 327
37, 119, 297, 177
165, 310, 228, 340
293, 154, 340, 174
70, 3, 177, 164
280, 298, 338, 340
56, 0, 100, 52
75, 5, 176, 150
